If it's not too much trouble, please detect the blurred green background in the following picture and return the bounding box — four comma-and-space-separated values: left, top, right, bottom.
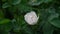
0, 0, 60, 34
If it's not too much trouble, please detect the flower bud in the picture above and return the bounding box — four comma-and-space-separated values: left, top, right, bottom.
24, 11, 39, 25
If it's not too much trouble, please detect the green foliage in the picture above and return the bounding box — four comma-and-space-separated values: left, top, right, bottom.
0, 0, 60, 34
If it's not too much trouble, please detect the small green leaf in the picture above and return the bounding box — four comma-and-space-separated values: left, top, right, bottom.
12, 0, 21, 5
0, 19, 11, 24
2, 3, 10, 8
0, 10, 4, 18
28, 0, 42, 6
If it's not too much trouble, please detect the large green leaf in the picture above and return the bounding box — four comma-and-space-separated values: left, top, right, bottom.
48, 9, 60, 28
50, 18, 60, 28
48, 13, 59, 21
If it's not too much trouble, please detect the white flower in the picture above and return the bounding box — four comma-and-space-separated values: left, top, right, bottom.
24, 11, 39, 25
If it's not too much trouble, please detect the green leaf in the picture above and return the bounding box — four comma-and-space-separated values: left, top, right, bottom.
12, 0, 21, 5
17, 4, 32, 14
48, 13, 59, 21
2, 3, 10, 8
28, 0, 53, 6
0, 22, 12, 32
43, 22, 54, 34
43, 0, 53, 3
0, 19, 11, 24
0, 10, 4, 18
2, 0, 7, 2
50, 18, 60, 28
48, 10, 60, 28
28, 0, 42, 6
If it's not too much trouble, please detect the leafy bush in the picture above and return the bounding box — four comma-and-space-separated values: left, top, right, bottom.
0, 0, 60, 34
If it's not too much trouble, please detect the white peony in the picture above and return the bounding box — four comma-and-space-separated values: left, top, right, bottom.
24, 11, 39, 25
